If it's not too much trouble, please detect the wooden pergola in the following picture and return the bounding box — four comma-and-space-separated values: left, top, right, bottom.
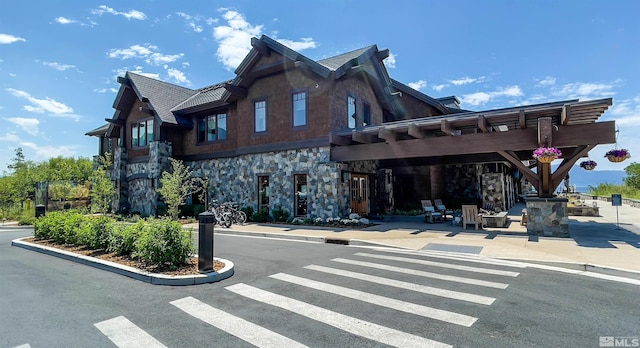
330, 98, 615, 198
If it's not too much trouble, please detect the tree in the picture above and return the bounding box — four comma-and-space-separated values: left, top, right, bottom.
156, 158, 203, 219
89, 153, 116, 214
624, 162, 640, 190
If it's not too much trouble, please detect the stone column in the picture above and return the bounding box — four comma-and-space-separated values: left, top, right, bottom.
525, 197, 569, 237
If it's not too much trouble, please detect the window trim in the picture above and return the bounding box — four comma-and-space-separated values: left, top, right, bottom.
254, 98, 268, 134
363, 101, 371, 127
197, 112, 228, 144
347, 95, 357, 129
130, 118, 154, 148
291, 90, 308, 129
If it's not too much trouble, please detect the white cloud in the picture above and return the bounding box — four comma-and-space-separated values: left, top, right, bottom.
213, 10, 263, 70
450, 76, 486, 86
277, 37, 317, 51
166, 68, 190, 85
0, 33, 26, 44
55, 17, 81, 25
7, 117, 39, 136
43, 61, 76, 71
20, 142, 79, 160
408, 80, 427, 91
461, 85, 523, 106
0, 132, 20, 142
6, 88, 74, 114
383, 52, 396, 69
537, 76, 556, 86
108, 44, 184, 66
93, 87, 118, 93
176, 12, 204, 32
212, 10, 318, 70
91, 5, 146, 20
432, 84, 449, 92
552, 81, 617, 100
605, 96, 640, 126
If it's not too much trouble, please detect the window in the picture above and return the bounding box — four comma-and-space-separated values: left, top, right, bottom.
363, 102, 371, 126
294, 174, 308, 217
131, 119, 154, 147
255, 100, 266, 132
198, 113, 227, 143
348, 96, 356, 128
292, 91, 306, 127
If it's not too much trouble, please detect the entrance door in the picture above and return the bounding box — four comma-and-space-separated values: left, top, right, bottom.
350, 174, 369, 216
258, 175, 270, 214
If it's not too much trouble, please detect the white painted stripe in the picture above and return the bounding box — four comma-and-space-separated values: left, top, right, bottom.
373, 248, 528, 268
270, 273, 477, 327
355, 252, 520, 277
94, 316, 166, 348
332, 258, 509, 289
305, 264, 495, 305
171, 297, 308, 348
226, 283, 452, 348
13, 344, 31, 348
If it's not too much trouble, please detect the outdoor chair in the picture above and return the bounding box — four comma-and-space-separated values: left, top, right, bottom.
422, 200, 443, 223
461, 204, 482, 230
434, 199, 454, 220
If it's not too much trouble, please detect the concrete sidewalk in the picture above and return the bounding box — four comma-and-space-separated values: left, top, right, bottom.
188, 197, 640, 278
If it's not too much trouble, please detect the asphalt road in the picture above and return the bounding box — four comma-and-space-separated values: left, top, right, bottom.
1, 226, 638, 348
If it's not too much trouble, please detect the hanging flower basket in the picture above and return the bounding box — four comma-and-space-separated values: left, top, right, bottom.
605, 149, 630, 163
579, 160, 597, 171
533, 147, 562, 163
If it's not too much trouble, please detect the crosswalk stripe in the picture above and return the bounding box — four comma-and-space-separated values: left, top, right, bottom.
270, 273, 477, 327
94, 316, 167, 348
13, 344, 31, 348
171, 296, 308, 348
355, 252, 520, 277
377, 248, 528, 268
332, 258, 509, 289
226, 283, 452, 348
305, 264, 495, 305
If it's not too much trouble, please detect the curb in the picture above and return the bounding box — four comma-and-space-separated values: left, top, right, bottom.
11, 237, 234, 286
499, 258, 640, 281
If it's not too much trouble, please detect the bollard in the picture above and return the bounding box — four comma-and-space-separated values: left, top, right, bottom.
198, 211, 215, 273
35, 204, 46, 218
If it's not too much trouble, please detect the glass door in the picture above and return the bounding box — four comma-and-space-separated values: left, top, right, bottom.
258, 175, 270, 214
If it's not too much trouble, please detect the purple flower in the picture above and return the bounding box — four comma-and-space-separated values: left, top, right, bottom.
532, 147, 562, 159
579, 160, 597, 169
605, 149, 630, 159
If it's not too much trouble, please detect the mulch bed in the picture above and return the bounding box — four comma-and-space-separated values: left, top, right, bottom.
24, 238, 224, 276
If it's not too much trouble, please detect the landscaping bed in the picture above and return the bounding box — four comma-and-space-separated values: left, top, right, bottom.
24, 237, 224, 276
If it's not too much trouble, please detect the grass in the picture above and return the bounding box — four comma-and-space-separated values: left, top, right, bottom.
587, 183, 640, 200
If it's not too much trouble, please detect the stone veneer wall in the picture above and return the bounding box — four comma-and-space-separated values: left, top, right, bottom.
122, 141, 173, 216
525, 197, 569, 237
189, 146, 361, 219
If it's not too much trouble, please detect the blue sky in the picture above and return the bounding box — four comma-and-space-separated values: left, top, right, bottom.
1, 1, 638, 175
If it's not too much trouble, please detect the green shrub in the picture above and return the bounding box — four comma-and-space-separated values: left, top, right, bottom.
108, 221, 143, 255
133, 218, 194, 270
34, 211, 64, 240
250, 208, 270, 223
82, 215, 113, 250
62, 212, 85, 245
271, 206, 290, 222
18, 208, 36, 225
240, 206, 254, 220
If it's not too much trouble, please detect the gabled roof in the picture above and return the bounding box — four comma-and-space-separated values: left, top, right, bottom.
171, 81, 232, 114
85, 123, 109, 136
317, 46, 375, 71
390, 79, 450, 114
121, 72, 197, 126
